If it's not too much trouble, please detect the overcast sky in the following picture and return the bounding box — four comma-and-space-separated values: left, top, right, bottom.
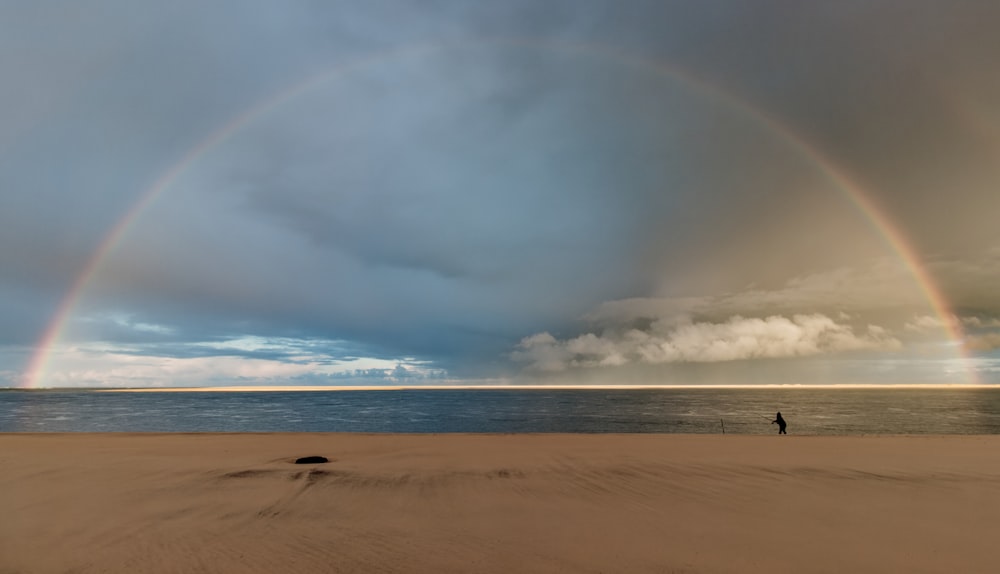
2, 1, 999, 387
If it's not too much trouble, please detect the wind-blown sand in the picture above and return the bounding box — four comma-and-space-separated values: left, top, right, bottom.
2, 434, 999, 573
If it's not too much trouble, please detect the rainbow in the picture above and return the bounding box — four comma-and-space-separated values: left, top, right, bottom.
20, 40, 973, 388
567, 43, 969, 357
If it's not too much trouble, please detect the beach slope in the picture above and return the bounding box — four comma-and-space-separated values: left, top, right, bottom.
2, 434, 999, 573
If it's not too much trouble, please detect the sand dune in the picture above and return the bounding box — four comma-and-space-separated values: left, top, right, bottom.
2, 434, 999, 573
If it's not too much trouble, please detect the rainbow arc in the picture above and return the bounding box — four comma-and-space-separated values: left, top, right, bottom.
21, 40, 973, 388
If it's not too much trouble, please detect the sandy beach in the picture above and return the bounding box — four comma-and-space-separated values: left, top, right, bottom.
2, 434, 999, 573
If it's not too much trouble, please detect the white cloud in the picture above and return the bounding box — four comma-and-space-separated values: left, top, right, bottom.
78, 312, 176, 335
32, 342, 447, 388
962, 316, 1000, 328
905, 314, 948, 332
513, 314, 900, 372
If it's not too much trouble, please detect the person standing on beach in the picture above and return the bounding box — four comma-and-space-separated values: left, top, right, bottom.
772, 412, 787, 434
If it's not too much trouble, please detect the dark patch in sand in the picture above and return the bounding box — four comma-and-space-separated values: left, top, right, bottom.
486, 468, 525, 479
294, 456, 329, 464
306, 469, 330, 484
222, 469, 275, 479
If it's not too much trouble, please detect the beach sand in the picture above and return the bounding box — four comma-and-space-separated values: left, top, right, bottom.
2, 434, 999, 573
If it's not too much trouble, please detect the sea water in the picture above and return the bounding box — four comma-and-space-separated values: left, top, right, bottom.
2, 388, 1000, 434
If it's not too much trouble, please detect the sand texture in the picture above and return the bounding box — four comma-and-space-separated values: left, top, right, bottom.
2, 434, 999, 573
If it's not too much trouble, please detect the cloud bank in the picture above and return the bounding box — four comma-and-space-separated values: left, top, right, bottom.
514, 314, 900, 372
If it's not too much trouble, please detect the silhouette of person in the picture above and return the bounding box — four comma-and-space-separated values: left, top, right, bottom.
772, 412, 787, 434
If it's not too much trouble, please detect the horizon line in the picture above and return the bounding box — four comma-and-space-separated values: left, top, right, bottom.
20, 383, 993, 392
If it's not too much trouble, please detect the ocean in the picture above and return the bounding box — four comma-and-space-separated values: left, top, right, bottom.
4, 388, 1000, 434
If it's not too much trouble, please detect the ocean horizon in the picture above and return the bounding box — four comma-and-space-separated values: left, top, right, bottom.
3, 387, 1000, 434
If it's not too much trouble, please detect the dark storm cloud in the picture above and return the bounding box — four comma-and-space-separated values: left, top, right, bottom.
2, 1, 999, 385
634, 1, 1000, 258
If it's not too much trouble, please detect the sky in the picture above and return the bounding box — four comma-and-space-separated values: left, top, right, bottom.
2, 1, 999, 388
